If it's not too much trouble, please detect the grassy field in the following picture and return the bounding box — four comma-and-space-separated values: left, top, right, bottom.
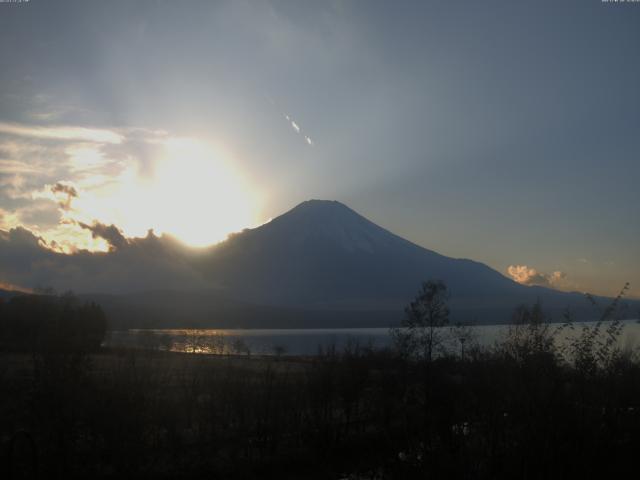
2, 337, 640, 479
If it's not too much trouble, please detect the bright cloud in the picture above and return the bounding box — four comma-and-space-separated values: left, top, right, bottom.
0, 122, 262, 251
507, 264, 569, 289
0, 122, 124, 144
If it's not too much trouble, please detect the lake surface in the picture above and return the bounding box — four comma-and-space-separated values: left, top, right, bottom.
105, 319, 640, 356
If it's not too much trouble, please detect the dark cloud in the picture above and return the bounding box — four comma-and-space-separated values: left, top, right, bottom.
0, 226, 209, 294
51, 182, 77, 197
78, 221, 128, 251
51, 182, 77, 210
0, 226, 45, 250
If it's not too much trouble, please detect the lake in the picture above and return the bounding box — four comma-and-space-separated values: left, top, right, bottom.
104, 319, 640, 356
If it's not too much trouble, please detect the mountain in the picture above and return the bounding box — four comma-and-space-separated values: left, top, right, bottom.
200, 200, 521, 306
176, 199, 627, 326
4, 200, 635, 327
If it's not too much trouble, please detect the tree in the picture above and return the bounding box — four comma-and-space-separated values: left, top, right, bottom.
565, 283, 630, 375
392, 280, 450, 362
0, 292, 106, 353
502, 300, 556, 362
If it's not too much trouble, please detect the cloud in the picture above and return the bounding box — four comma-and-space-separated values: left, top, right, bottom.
1, 121, 259, 252
507, 264, 568, 288
51, 182, 78, 210
16, 201, 61, 229
51, 182, 78, 198
0, 122, 123, 144
0, 123, 176, 251
78, 221, 128, 251
0, 159, 42, 176
0, 226, 209, 294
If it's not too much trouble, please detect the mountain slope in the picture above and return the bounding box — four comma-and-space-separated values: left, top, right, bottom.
200, 200, 519, 307
193, 200, 616, 323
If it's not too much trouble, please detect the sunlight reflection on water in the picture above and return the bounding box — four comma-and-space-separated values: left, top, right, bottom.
104, 320, 640, 356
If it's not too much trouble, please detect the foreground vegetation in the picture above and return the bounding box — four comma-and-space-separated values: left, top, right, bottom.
1, 287, 639, 479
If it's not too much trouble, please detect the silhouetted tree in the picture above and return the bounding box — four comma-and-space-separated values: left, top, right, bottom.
565, 283, 631, 375
501, 299, 556, 362
0, 292, 106, 353
392, 280, 450, 361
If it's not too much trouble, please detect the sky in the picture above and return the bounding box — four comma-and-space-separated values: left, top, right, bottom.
0, 0, 638, 298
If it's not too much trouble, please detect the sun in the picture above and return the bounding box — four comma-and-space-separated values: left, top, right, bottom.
149, 138, 259, 246
72, 137, 260, 248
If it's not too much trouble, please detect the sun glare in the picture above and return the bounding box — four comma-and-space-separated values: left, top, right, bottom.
150, 138, 258, 246
71, 137, 259, 248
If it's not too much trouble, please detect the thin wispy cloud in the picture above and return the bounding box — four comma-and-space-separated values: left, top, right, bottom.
0, 122, 124, 144
0, 159, 43, 175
